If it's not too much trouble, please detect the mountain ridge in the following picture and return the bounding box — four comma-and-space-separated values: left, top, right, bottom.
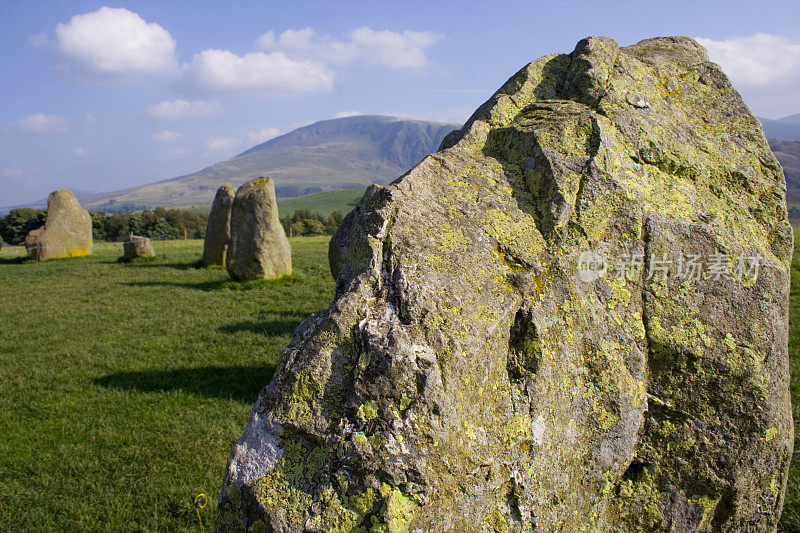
758, 114, 800, 141
74, 115, 459, 210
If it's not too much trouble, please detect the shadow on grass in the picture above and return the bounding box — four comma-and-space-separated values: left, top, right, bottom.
122, 259, 205, 270
218, 312, 306, 337
118, 255, 160, 264
124, 274, 303, 291
93, 364, 276, 403
0, 255, 30, 265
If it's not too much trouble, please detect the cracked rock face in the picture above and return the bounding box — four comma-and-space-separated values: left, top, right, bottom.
204, 183, 236, 266
217, 37, 793, 532
25, 189, 92, 261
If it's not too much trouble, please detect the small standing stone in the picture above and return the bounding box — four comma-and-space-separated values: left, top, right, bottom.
203, 183, 236, 266
226, 177, 291, 281
25, 189, 92, 261
123, 234, 155, 260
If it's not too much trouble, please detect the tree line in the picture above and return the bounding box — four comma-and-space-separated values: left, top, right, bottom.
0, 206, 344, 246
280, 209, 344, 237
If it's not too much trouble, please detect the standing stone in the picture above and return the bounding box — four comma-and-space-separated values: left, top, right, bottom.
25, 189, 92, 261
123, 234, 155, 260
226, 177, 291, 281
203, 183, 236, 266
217, 37, 793, 532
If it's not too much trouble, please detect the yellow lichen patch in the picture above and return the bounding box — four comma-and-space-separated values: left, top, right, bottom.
484, 508, 510, 533
65, 246, 91, 257
688, 494, 720, 528
357, 400, 379, 422
765, 427, 778, 442
371, 489, 418, 533
721, 332, 769, 399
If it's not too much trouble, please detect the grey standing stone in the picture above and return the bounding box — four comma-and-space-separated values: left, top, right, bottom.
217, 37, 793, 532
25, 189, 92, 261
203, 183, 236, 266
226, 177, 291, 281
123, 234, 155, 260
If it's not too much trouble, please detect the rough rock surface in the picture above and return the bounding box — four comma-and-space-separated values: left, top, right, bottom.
25, 189, 92, 261
123, 234, 155, 260
226, 177, 292, 281
204, 183, 236, 266
217, 37, 793, 532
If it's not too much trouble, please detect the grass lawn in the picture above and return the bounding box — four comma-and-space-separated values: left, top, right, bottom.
0, 237, 334, 531
0, 233, 798, 530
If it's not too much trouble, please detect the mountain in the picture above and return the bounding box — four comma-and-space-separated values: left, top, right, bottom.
769, 140, 800, 204
79, 115, 459, 210
777, 113, 800, 127
758, 115, 800, 141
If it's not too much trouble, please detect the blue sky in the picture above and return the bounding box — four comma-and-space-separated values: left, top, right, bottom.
2, 0, 799, 206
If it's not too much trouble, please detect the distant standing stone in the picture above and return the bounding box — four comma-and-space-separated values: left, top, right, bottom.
226, 177, 291, 281
123, 234, 155, 260
25, 189, 92, 261
203, 183, 236, 266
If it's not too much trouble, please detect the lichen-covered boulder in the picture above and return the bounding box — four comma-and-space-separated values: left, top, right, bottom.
123, 234, 155, 260
25, 189, 92, 261
226, 177, 291, 281
203, 183, 236, 266
217, 37, 793, 532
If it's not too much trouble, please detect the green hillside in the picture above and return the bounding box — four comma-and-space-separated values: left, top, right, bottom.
276, 187, 365, 218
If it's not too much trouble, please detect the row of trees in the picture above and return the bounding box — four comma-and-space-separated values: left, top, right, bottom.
0, 208, 45, 246
0, 206, 345, 246
280, 209, 344, 237
91, 208, 208, 242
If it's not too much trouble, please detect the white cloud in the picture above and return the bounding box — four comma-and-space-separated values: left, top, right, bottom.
12, 113, 69, 134
182, 49, 333, 95
2, 168, 25, 179
335, 110, 362, 118
257, 26, 442, 68
696, 33, 800, 117
72, 147, 92, 157
205, 136, 240, 153
697, 33, 800, 86
152, 130, 183, 142
148, 99, 222, 121
54, 7, 177, 79
248, 127, 280, 144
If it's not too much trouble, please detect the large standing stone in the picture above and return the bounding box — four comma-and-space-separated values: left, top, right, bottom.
217, 37, 793, 532
226, 177, 291, 281
25, 189, 92, 261
123, 234, 155, 260
203, 183, 236, 266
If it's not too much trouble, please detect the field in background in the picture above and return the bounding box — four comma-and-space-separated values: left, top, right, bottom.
185, 187, 366, 219
276, 188, 365, 218
0, 234, 798, 530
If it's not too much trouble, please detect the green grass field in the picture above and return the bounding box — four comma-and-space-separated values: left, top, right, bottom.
276, 188, 366, 218
0, 238, 334, 531
0, 234, 798, 531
